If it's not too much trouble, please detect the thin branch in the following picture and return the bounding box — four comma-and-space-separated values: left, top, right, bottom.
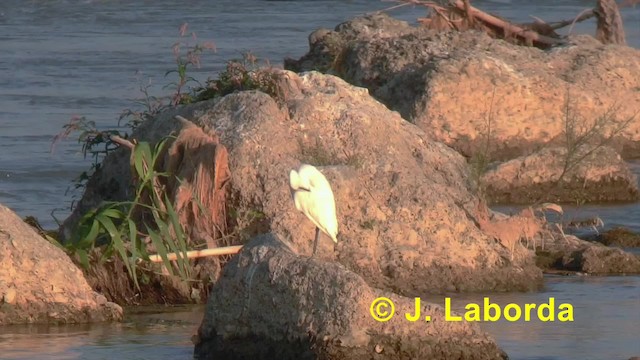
109, 135, 135, 150
449, 0, 564, 46
531, 0, 638, 32
147, 245, 243, 262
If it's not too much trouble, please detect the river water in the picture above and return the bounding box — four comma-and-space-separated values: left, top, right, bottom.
0, 0, 639, 359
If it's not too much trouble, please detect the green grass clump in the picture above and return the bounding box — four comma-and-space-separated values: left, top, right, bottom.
67, 138, 191, 289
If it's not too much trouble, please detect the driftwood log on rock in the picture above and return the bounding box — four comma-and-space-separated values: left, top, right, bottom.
539, 0, 637, 36
398, 0, 633, 48
449, 0, 563, 47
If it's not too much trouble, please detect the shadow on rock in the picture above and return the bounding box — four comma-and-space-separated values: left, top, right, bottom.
536, 233, 640, 275
193, 233, 508, 360
286, 13, 640, 161
59, 70, 543, 297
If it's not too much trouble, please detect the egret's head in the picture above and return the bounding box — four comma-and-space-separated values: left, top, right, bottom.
288, 170, 297, 200
289, 169, 299, 191
289, 167, 311, 192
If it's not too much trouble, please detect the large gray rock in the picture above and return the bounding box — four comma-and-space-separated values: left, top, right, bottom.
0, 203, 122, 324
286, 13, 640, 161
60, 70, 543, 296
193, 234, 508, 360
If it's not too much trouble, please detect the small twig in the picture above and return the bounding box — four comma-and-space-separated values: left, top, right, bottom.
370, 0, 416, 14
109, 135, 135, 150
174, 115, 192, 125
432, 5, 458, 28
375, 0, 448, 15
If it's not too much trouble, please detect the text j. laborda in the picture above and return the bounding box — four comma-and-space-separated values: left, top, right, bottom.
370, 297, 574, 322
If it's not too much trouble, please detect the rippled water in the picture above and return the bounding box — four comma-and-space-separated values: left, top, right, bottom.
0, 1, 639, 359
0, 276, 637, 360
1, 0, 639, 229
0, 305, 201, 360
446, 275, 640, 360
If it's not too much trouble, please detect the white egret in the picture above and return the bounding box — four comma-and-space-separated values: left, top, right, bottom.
289, 164, 338, 256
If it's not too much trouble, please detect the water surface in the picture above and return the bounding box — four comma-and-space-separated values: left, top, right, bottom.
0, 1, 639, 359
0, 276, 637, 360
444, 275, 640, 360
0, 305, 201, 360
1, 0, 639, 229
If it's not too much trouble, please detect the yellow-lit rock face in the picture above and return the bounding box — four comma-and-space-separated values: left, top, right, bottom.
0, 203, 122, 325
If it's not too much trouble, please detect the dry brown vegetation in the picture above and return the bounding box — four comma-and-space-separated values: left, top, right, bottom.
475, 201, 541, 260
161, 116, 230, 250
108, 118, 231, 252
475, 201, 564, 260
384, 0, 637, 48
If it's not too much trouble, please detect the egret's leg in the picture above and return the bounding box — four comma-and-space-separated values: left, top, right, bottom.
312, 227, 320, 257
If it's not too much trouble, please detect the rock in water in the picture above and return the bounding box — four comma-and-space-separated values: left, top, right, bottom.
536, 233, 640, 275
286, 13, 640, 160
193, 234, 508, 360
0, 203, 122, 324
481, 146, 639, 204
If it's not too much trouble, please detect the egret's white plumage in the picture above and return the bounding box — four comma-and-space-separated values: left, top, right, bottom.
289, 164, 338, 256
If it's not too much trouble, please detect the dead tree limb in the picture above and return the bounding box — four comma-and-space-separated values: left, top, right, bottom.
526, 0, 637, 33
384, 0, 636, 48
595, 0, 626, 44
449, 0, 564, 47
148, 245, 242, 262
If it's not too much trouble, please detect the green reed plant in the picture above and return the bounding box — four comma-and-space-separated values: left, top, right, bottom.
54, 24, 281, 284
68, 138, 191, 289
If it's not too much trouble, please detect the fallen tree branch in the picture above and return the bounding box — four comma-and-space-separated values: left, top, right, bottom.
559, 0, 639, 29
109, 135, 135, 149
449, 0, 565, 47
148, 245, 243, 262
383, 0, 638, 48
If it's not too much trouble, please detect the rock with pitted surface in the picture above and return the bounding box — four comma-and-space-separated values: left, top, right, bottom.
481, 145, 639, 204
535, 233, 640, 274
0, 203, 122, 324
286, 13, 640, 161
589, 227, 640, 248
193, 234, 508, 360
60, 70, 543, 297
